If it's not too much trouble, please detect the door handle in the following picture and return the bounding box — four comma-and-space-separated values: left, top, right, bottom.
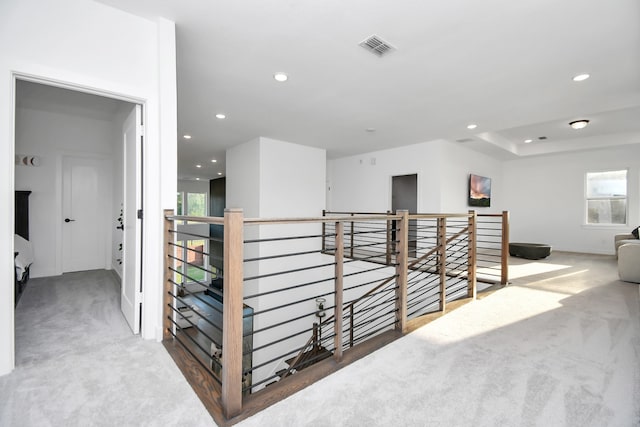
116, 224, 124, 230
64, 218, 76, 223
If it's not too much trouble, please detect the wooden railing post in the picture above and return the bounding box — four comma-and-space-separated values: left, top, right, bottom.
501, 210, 510, 285
437, 217, 447, 312
221, 208, 244, 419
395, 210, 408, 333
321, 209, 326, 253
467, 211, 477, 299
349, 305, 354, 347
163, 209, 174, 341
334, 221, 344, 361
386, 210, 392, 265
349, 213, 354, 259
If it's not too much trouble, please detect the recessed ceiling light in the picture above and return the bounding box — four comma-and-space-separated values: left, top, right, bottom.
274, 72, 288, 82
215, 113, 226, 119
569, 119, 589, 130
524, 139, 532, 143
467, 124, 478, 130
366, 128, 376, 132
196, 164, 202, 168
217, 172, 223, 176
211, 159, 217, 163
183, 134, 192, 140
572, 73, 590, 82
195, 178, 200, 181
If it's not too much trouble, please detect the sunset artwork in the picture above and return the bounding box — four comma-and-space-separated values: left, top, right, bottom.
468, 174, 491, 207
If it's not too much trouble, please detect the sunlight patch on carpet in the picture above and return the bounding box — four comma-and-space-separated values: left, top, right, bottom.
508, 261, 571, 279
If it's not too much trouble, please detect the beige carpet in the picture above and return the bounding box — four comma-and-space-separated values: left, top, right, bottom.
238, 252, 640, 426
0, 270, 214, 427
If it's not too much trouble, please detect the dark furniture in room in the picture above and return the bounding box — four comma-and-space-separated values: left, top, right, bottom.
15, 191, 31, 240
209, 177, 225, 273
509, 242, 552, 260
15, 190, 32, 305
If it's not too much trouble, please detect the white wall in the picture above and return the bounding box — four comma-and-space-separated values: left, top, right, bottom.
14, 103, 130, 278
226, 138, 262, 216
503, 145, 640, 255
178, 179, 210, 199
0, 0, 177, 375
329, 139, 504, 213
227, 137, 328, 389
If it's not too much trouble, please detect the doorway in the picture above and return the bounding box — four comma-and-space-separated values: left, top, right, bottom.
392, 174, 418, 257
62, 155, 109, 273
14, 79, 143, 335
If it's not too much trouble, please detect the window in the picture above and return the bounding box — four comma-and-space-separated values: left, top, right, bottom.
176, 192, 184, 215
585, 170, 627, 225
175, 190, 209, 287
187, 192, 206, 217
174, 239, 207, 285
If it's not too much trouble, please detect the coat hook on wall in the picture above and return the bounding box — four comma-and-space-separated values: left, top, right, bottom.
15, 155, 41, 167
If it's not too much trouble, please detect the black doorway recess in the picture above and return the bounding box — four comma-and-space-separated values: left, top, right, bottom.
392, 174, 417, 257
209, 177, 225, 276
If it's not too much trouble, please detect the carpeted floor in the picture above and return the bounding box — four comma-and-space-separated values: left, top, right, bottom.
0, 270, 215, 427
1, 253, 638, 426
237, 252, 640, 427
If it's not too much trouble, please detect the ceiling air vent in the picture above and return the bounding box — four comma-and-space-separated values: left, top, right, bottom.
359, 35, 396, 57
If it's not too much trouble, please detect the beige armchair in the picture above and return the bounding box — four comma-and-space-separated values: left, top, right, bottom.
618, 243, 640, 283
615, 233, 639, 258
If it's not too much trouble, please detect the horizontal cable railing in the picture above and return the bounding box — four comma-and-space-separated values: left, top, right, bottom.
242, 215, 402, 393
476, 212, 509, 285
163, 209, 491, 421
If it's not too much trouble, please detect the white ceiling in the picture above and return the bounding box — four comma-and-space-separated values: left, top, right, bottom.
58, 1, 640, 178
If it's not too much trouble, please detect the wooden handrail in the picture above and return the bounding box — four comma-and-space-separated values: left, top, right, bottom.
166, 213, 402, 225
282, 313, 335, 379
406, 226, 469, 270
343, 224, 471, 338
280, 324, 318, 380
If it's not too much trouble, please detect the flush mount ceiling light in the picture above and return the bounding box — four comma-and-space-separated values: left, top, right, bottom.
215, 113, 226, 119
467, 124, 478, 130
569, 119, 590, 130
183, 134, 192, 140
524, 139, 533, 143
572, 73, 590, 82
274, 72, 288, 82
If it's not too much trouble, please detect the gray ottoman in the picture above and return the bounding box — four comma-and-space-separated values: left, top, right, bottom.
509, 242, 552, 260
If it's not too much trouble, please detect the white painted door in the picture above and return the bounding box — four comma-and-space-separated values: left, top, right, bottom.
62, 156, 108, 272
121, 104, 143, 334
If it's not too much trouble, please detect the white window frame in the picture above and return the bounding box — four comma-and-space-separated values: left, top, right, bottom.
584, 169, 628, 227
